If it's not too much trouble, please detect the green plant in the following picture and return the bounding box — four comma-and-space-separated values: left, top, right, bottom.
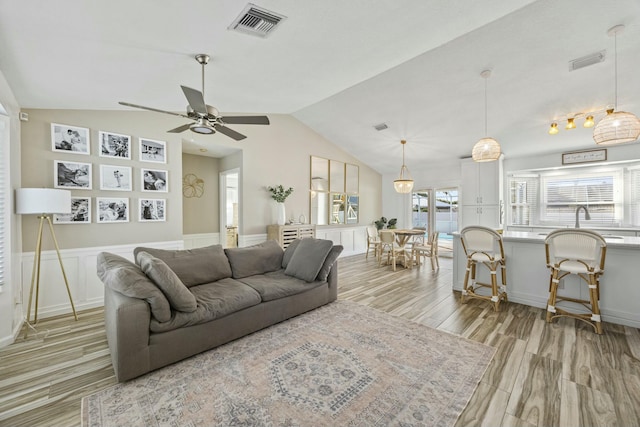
374, 216, 387, 230
387, 218, 397, 229
267, 185, 293, 203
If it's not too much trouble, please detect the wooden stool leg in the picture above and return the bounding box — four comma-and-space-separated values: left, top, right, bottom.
461, 257, 472, 304
490, 263, 500, 311
546, 268, 559, 323
589, 273, 603, 334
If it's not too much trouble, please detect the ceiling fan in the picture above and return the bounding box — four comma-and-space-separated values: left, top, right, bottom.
119, 54, 269, 140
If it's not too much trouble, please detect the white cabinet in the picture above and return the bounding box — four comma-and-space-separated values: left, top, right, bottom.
267, 224, 316, 249
460, 156, 503, 228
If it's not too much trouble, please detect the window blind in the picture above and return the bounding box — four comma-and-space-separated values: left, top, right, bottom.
628, 167, 640, 227
508, 174, 538, 226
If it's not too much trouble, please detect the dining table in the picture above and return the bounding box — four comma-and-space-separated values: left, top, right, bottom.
390, 228, 426, 267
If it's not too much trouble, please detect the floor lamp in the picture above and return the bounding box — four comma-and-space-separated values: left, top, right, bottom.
16, 188, 78, 329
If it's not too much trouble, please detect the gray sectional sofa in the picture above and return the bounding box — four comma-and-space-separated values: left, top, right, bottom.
97, 238, 342, 382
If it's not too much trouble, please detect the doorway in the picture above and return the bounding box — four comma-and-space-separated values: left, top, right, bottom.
220, 168, 239, 248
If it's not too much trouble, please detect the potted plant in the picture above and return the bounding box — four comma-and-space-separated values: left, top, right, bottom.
374, 217, 387, 231
268, 185, 293, 225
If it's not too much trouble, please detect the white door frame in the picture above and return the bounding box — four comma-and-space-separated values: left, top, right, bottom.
219, 168, 240, 247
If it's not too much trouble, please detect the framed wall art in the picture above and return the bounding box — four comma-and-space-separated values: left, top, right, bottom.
141, 168, 168, 192
139, 198, 166, 222
99, 131, 131, 159
51, 123, 90, 155
53, 197, 91, 224
54, 160, 92, 189
97, 197, 129, 223
100, 165, 132, 191
139, 138, 166, 163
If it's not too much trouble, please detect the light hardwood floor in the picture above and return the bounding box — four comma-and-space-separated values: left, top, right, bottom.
1, 253, 639, 426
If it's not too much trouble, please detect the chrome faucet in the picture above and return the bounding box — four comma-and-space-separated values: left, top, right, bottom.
575, 205, 591, 228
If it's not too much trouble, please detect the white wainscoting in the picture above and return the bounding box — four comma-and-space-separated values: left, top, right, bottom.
20, 240, 183, 320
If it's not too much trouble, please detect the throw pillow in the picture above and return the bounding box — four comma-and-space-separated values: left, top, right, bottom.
284, 238, 333, 282
282, 238, 301, 268
316, 245, 343, 281
96, 252, 171, 322
133, 245, 232, 287
225, 240, 284, 279
136, 251, 197, 313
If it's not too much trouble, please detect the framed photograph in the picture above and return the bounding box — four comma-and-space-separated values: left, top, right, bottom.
562, 148, 607, 165
141, 168, 168, 192
99, 131, 131, 159
139, 138, 166, 163
97, 197, 129, 223
139, 198, 166, 222
100, 165, 132, 191
54, 160, 92, 189
53, 197, 91, 224
51, 123, 90, 155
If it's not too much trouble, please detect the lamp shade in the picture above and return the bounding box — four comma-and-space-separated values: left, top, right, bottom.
472, 137, 501, 162
593, 110, 640, 145
15, 188, 71, 215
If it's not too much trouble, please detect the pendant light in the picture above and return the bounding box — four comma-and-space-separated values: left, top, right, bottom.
593, 25, 640, 145
472, 70, 501, 162
393, 140, 414, 193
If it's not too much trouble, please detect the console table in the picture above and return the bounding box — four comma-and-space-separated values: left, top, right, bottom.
267, 224, 316, 249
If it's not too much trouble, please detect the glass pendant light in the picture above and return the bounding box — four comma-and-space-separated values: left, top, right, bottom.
593, 25, 640, 145
393, 140, 414, 193
472, 70, 501, 162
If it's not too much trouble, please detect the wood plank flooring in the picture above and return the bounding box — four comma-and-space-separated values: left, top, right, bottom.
1, 253, 639, 426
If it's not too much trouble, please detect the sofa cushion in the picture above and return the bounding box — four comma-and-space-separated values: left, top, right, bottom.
225, 240, 283, 279
133, 245, 232, 287
284, 238, 333, 282
149, 278, 262, 333
97, 252, 171, 322
238, 269, 326, 302
136, 251, 197, 313
316, 245, 343, 281
281, 238, 302, 268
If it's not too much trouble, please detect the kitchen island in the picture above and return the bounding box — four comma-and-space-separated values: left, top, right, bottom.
453, 230, 640, 328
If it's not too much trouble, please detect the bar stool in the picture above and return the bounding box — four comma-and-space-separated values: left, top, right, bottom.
460, 226, 507, 311
544, 229, 606, 334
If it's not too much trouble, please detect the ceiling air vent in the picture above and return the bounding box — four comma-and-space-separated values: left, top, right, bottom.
569, 50, 606, 71
373, 123, 389, 131
229, 3, 286, 38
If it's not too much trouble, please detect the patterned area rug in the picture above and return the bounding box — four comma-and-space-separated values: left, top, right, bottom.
82, 301, 494, 426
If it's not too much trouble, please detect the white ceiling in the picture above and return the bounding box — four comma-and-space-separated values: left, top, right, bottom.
1, 0, 639, 174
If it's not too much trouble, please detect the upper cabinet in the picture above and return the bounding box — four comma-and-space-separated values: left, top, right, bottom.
460, 156, 503, 228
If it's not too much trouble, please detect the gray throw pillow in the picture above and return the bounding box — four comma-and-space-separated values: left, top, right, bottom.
96, 252, 171, 322
137, 251, 197, 313
284, 238, 333, 282
282, 239, 302, 268
133, 245, 232, 287
316, 245, 343, 281
225, 240, 284, 279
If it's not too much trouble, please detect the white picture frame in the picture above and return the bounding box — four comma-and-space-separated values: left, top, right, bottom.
100, 165, 132, 191
141, 168, 168, 192
139, 198, 166, 222
51, 123, 90, 155
53, 197, 91, 224
139, 138, 166, 163
54, 160, 92, 189
99, 131, 131, 159
97, 197, 129, 223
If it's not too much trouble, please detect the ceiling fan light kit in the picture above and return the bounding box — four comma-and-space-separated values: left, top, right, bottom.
472, 69, 501, 162
119, 54, 270, 141
593, 24, 640, 145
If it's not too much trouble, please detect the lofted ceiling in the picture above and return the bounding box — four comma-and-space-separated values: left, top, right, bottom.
1, 0, 639, 174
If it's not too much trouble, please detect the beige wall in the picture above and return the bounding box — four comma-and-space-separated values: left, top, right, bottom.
182, 153, 219, 234
21, 109, 184, 251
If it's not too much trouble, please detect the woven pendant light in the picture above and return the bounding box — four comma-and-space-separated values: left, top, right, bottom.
472, 70, 501, 162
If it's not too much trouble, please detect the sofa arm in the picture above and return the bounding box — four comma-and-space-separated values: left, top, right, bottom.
326, 260, 338, 301
104, 286, 151, 382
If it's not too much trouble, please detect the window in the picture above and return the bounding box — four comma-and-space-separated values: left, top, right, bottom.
508, 162, 638, 228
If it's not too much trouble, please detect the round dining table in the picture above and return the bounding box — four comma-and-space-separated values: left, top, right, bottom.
390, 228, 426, 267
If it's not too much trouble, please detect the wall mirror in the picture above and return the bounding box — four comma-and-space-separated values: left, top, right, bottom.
330, 160, 345, 193
330, 193, 346, 224
310, 156, 359, 226
346, 164, 359, 193
347, 195, 359, 224
310, 156, 329, 225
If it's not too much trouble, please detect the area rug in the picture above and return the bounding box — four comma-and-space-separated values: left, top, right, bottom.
82, 301, 494, 426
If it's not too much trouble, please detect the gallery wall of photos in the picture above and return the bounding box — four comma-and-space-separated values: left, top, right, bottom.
50, 123, 169, 224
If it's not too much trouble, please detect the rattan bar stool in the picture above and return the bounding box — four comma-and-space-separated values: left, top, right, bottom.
460, 226, 507, 311
544, 229, 606, 334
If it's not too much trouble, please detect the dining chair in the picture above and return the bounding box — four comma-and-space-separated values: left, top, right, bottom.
379, 230, 402, 271
412, 231, 439, 270
408, 226, 427, 249
544, 229, 606, 334
460, 226, 507, 311
366, 225, 382, 261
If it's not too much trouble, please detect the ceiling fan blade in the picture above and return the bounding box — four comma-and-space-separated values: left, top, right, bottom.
167, 123, 192, 133
214, 124, 247, 141
119, 101, 190, 119
221, 116, 270, 125
180, 85, 207, 116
